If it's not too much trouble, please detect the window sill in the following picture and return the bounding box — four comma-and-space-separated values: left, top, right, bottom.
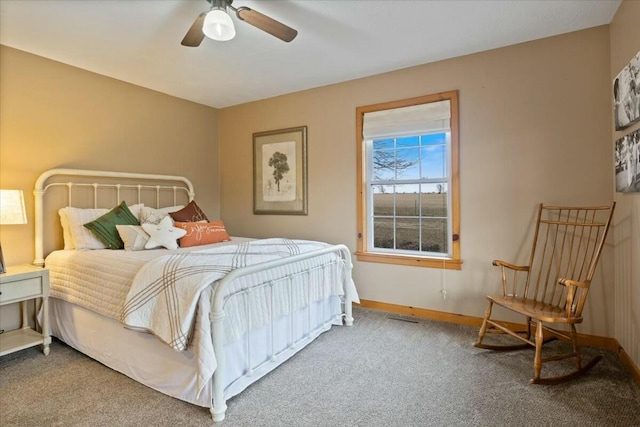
355, 251, 463, 270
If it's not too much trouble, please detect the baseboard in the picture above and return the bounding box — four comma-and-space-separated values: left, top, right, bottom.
356, 299, 640, 385
357, 299, 485, 327
618, 345, 640, 385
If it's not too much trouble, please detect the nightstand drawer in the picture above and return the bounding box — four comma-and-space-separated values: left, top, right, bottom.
0, 277, 43, 304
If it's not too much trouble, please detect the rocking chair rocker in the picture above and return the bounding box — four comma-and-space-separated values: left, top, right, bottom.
474, 203, 615, 384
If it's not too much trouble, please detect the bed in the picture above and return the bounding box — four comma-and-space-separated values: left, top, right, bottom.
33, 168, 359, 422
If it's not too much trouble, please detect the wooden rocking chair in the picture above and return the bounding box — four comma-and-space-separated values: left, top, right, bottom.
474, 203, 615, 384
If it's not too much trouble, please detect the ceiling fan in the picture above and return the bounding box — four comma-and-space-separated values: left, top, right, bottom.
181, 0, 298, 47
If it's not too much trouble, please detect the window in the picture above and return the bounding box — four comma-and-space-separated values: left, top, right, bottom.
356, 91, 461, 270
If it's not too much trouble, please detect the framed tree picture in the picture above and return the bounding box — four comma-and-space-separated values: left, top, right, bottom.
253, 126, 308, 215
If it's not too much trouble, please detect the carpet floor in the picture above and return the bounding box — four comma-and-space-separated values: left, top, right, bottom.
1, 307, 639, 426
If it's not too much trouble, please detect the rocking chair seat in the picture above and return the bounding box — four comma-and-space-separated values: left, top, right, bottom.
488, 295, 582, 324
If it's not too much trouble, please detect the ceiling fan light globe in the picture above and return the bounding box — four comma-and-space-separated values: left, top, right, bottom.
203, 9, 236, 41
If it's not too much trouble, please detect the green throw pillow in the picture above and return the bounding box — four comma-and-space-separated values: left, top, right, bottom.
84, 201, 140, 249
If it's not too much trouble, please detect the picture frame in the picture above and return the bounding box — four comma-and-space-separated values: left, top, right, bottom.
615, 127, 640, 193
613, 50, 640, 131
253, 126, 308, 215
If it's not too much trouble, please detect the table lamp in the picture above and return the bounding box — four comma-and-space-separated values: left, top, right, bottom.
0, 189, 27, 273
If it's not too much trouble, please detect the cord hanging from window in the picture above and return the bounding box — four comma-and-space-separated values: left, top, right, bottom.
440, 238, 447, 300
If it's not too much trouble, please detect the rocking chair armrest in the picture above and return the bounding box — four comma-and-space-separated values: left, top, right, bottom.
559, 278, 589, 317
492, 260, 530, 272
558, 278, 588, 289
493, 260, 530, 297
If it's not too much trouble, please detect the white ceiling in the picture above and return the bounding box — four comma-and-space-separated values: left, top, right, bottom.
0, 0, 621, 109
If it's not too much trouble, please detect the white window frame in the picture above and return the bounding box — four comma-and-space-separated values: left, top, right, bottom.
365, 131, 452, 257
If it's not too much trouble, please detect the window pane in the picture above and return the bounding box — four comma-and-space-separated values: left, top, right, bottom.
421, 133, 446, 145
373, 138, 394, 150
396, 218, 420, 251
372, 149, 396, 181
394, 184, 419, 217
421, 218, 448, 254
373, 217, 394, 249
396, 147, 420, 180
421, 183, 448, 217
420, 144, 446, 179
373, 190, 394, 216
396, 135, 419, 148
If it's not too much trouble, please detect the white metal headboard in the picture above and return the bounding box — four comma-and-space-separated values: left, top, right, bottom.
33, 168, 195, 266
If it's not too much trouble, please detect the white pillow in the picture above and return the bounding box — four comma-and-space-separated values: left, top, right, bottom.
142, 216, 187, 250
58, 209, 76, 250
59, 207, 108, 250
139, 205, 183, 225
116, 225, 150, 251
128, 203, 144, 221
58, 203, 144, 250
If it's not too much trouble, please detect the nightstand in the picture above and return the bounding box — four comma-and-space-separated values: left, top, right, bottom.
0, 265, 51, 356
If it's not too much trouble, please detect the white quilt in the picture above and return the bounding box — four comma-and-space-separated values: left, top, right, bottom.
45, 237, 357, 397
45, 238, 253, 320
45, 238, 251, 396
121, 238, 352, 352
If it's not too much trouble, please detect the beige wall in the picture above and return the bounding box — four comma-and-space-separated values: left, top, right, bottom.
219, 26, 614, 336
1, 11, 631, 353
610, 0, 640, 369
0, 46, 221, 267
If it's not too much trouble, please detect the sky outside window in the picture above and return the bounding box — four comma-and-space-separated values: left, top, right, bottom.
371, 132, 448, 194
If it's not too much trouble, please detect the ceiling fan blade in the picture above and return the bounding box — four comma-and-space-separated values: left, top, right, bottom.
235, 7, 297, 42
181, 12, 206, 47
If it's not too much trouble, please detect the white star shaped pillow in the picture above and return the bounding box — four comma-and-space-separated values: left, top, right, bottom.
142, 216, 186, 250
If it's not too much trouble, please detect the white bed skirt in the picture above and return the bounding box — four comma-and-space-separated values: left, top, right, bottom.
47, 295, 343, 408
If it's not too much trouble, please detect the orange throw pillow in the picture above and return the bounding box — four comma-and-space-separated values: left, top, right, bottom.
174, 221, 231, 247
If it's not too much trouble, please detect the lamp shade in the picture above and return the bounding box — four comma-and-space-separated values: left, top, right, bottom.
203, 8, 236, 41
0, 189, 27, 225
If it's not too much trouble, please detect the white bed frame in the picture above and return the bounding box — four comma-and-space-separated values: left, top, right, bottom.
33, 168, 356, 422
